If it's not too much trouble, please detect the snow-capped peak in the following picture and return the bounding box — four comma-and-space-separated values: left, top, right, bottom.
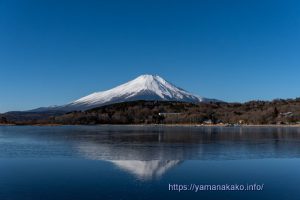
32, 74, 220, 112
126, 74, 186, 99
69, 74, 205, 109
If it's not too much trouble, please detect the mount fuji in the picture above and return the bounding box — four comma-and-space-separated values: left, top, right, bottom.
33, 74, 220, 112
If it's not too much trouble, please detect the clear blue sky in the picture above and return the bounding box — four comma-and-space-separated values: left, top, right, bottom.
1, 0, 300, 112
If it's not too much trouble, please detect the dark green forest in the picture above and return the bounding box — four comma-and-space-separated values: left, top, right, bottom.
1, 99, 300, 125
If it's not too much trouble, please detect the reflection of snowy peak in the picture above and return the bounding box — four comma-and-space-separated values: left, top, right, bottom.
33, 74, 220, 112
75, 140, 185, 180
110, 160, 181, 180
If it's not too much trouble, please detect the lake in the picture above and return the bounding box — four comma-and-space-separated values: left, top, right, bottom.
0, 125, 300, 200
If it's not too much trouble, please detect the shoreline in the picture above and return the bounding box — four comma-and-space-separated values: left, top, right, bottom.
1, 123, 300, 128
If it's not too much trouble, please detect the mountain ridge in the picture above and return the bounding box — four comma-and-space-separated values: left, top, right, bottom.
32, 74, 220, 112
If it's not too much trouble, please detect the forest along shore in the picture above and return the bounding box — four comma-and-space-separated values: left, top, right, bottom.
1, 99, 300, 126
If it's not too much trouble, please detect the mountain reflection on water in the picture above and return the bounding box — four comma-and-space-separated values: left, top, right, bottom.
1, 125, 300, 179
110, 160, 181, 180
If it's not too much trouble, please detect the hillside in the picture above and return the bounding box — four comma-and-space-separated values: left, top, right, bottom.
1, 98, 300, 125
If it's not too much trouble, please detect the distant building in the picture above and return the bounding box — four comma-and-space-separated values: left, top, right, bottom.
158, 113, 181, 117
203, 119, 213, 124
280, 112, 293, 117
238, 120, 245, 124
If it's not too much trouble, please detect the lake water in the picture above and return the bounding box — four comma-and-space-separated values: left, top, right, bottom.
0, 125, 300, 200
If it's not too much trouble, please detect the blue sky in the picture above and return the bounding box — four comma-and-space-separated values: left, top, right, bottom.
1, 0, 300, 112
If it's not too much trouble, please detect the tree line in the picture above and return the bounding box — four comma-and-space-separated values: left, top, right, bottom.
1, 98, 300, 125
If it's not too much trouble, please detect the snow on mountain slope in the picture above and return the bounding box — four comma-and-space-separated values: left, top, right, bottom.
33, 74, 220, 112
